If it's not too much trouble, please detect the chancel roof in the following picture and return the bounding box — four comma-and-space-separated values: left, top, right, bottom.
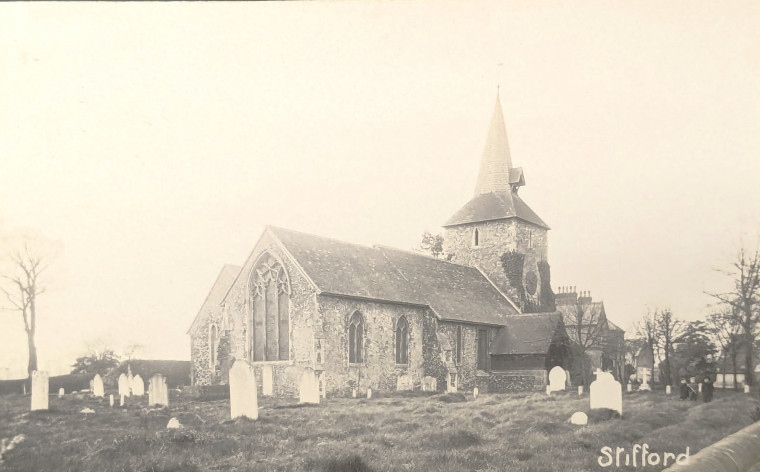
490, 312, 565, 355
269, 226, 519, 325
187, 264, 241, 334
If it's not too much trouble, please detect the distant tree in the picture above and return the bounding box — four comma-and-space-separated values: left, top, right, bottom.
708, 309, 743, 391
0, 241, 54, 378
564, 297, 606, 387
706, 246, 760, 385
417, 232, 445, 259
656, 308, 686, 386
122, 342, 145, 361
635, 310, 660, 385
71, 349, 121, 375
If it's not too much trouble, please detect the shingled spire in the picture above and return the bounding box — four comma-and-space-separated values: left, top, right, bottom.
473, 92, 524, 196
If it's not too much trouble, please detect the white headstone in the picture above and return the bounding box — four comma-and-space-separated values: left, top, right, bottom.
639, 369, 651, 391
148, 374, 168, 407
131, 375, 145, 396
745, 384, 751, 394
109, 394, 114, 407
299, 369, 319, 404
548, 366, 567, 393
627, 383, 632, 392
167, 417, 182, 429
120, 394, 125, 406
367, 387, 373, 399
473, 387, 479, 400
58, 388, 64, 398
590, 374, 622, 416
31, 371, 49, 411
666, 385, 672, 395
118, 373, 130, 397
229, 359, 258, 420
352, 388, 357, 398
262, 365, 273, 396
578, 385, 583, 395
396, 374, 414, 391
569, 411, 588, 425
698, 383, 702, 393
93, 374, 104, 397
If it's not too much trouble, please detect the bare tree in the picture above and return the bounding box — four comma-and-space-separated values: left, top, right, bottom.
708, 308, 743, 391
0, 242, 52, 378
417, 231, 445, 259
563, 297, 606, 387
635, 309, 660, 385
655, 308, 685, 386
706, 246, 760, 386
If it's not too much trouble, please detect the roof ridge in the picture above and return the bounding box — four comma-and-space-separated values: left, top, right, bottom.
268, 225, 383, 253
375, 244, 477, 269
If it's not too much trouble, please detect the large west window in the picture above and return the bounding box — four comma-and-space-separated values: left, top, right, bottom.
250, 254, 290, 362
395, 316, 409, 365
348, 311, 364, 364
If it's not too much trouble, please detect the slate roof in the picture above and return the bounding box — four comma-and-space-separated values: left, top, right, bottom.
443, 191, 550, 229
491, 312, 565, 355
269, 226, 519, 325
187, 264, 241, 334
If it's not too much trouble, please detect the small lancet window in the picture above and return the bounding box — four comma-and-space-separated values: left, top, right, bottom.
348, 312, 364, 364
473, 228, 479, 247
396, 316, 409, 365
209, 324, 218, 369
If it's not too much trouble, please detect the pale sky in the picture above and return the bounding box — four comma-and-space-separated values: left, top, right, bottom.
2, 1, 759, 377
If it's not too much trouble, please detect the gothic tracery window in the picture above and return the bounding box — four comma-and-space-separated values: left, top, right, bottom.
348, 312, 364, 364
250, 254, 290, 362
396, 316, 408, 365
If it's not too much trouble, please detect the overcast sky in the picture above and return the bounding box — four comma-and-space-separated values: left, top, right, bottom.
2, 1, 759, 377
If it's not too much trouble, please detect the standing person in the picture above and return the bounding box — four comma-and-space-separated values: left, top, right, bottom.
679, 379, 689, 400
702, 377, 714, 402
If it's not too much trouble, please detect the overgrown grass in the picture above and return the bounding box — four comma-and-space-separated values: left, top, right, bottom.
0, 389, 758, 471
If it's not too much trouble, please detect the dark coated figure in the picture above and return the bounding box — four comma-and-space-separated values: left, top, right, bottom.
679, 379, 689, 400
702, 377, 714, 403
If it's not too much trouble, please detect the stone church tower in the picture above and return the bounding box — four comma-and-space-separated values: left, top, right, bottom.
443, 93, 552, 312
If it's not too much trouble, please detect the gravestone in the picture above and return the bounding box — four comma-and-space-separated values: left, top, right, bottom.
352, 388, 357, 398
118, 373, 131, 397
262, 365, 273, 396
229, 359, 258, 420
578, 386, 583, 395
299, 369, 319, 404
569, 412, 588, 425
367, 387, 372, 399
31, 371, 49, 411
93, 374, 104, 397
698, 383, 702, 393
396, 374, 414, 391
745, 384, 751, 394
131, 375, 145, 396
639, 369, 651, 391
546, 385, 551, 395
473, 387, 479, 400
148, 374, 168, 407
120, 394, 125, 406
590, 371, 622, 416
58, 388, 64, 398
666, 385, 671, 395
548, 366, 567, 393
627, 383, 632, 393
422, 376, 437, 392
109, 394, 114, 407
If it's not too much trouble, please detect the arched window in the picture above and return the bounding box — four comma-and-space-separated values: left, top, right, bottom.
209, 324, 218, 369
348, 312, 364, 364
473, 228, 479, 247
250, 254, 291, 362
396, 316, 409, 365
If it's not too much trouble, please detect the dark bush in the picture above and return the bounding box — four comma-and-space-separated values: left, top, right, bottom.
438, 392, 467, 403
588, 408, 621, 422
322, 455, 373, 472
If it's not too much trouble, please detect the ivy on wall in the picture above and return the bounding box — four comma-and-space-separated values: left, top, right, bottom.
500, 250, 526, 310
537, 260, 556, 312
215, 331, 231, 384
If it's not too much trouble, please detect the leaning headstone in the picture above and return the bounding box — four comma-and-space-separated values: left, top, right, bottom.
118, 373, 130, 397
229, 359, 258, 420
262, 365, 273, 396
548, 366, 567, 393
666, 385, 672, 395
148, 374, 168, 407
31, 371, 49, 411
131, 375, 145, 396
396, 374, 414, 391
473, 387, 479, 400
299, 369, 319, 404
93, 374, 104, 398
109, 394, 114, 407
569, 412, 588, 425
590, 371, 623, 416
58, 388, 64, 398
367, 387, 373, 399
422, 376, 437, 392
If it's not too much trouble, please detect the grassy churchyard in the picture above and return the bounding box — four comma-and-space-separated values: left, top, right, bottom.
1, 388, 759, 472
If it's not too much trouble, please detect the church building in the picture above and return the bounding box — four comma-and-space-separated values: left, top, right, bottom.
188, 94, 572, 396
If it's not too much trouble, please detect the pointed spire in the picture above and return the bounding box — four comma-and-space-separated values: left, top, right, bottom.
474, 92, 514, 196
